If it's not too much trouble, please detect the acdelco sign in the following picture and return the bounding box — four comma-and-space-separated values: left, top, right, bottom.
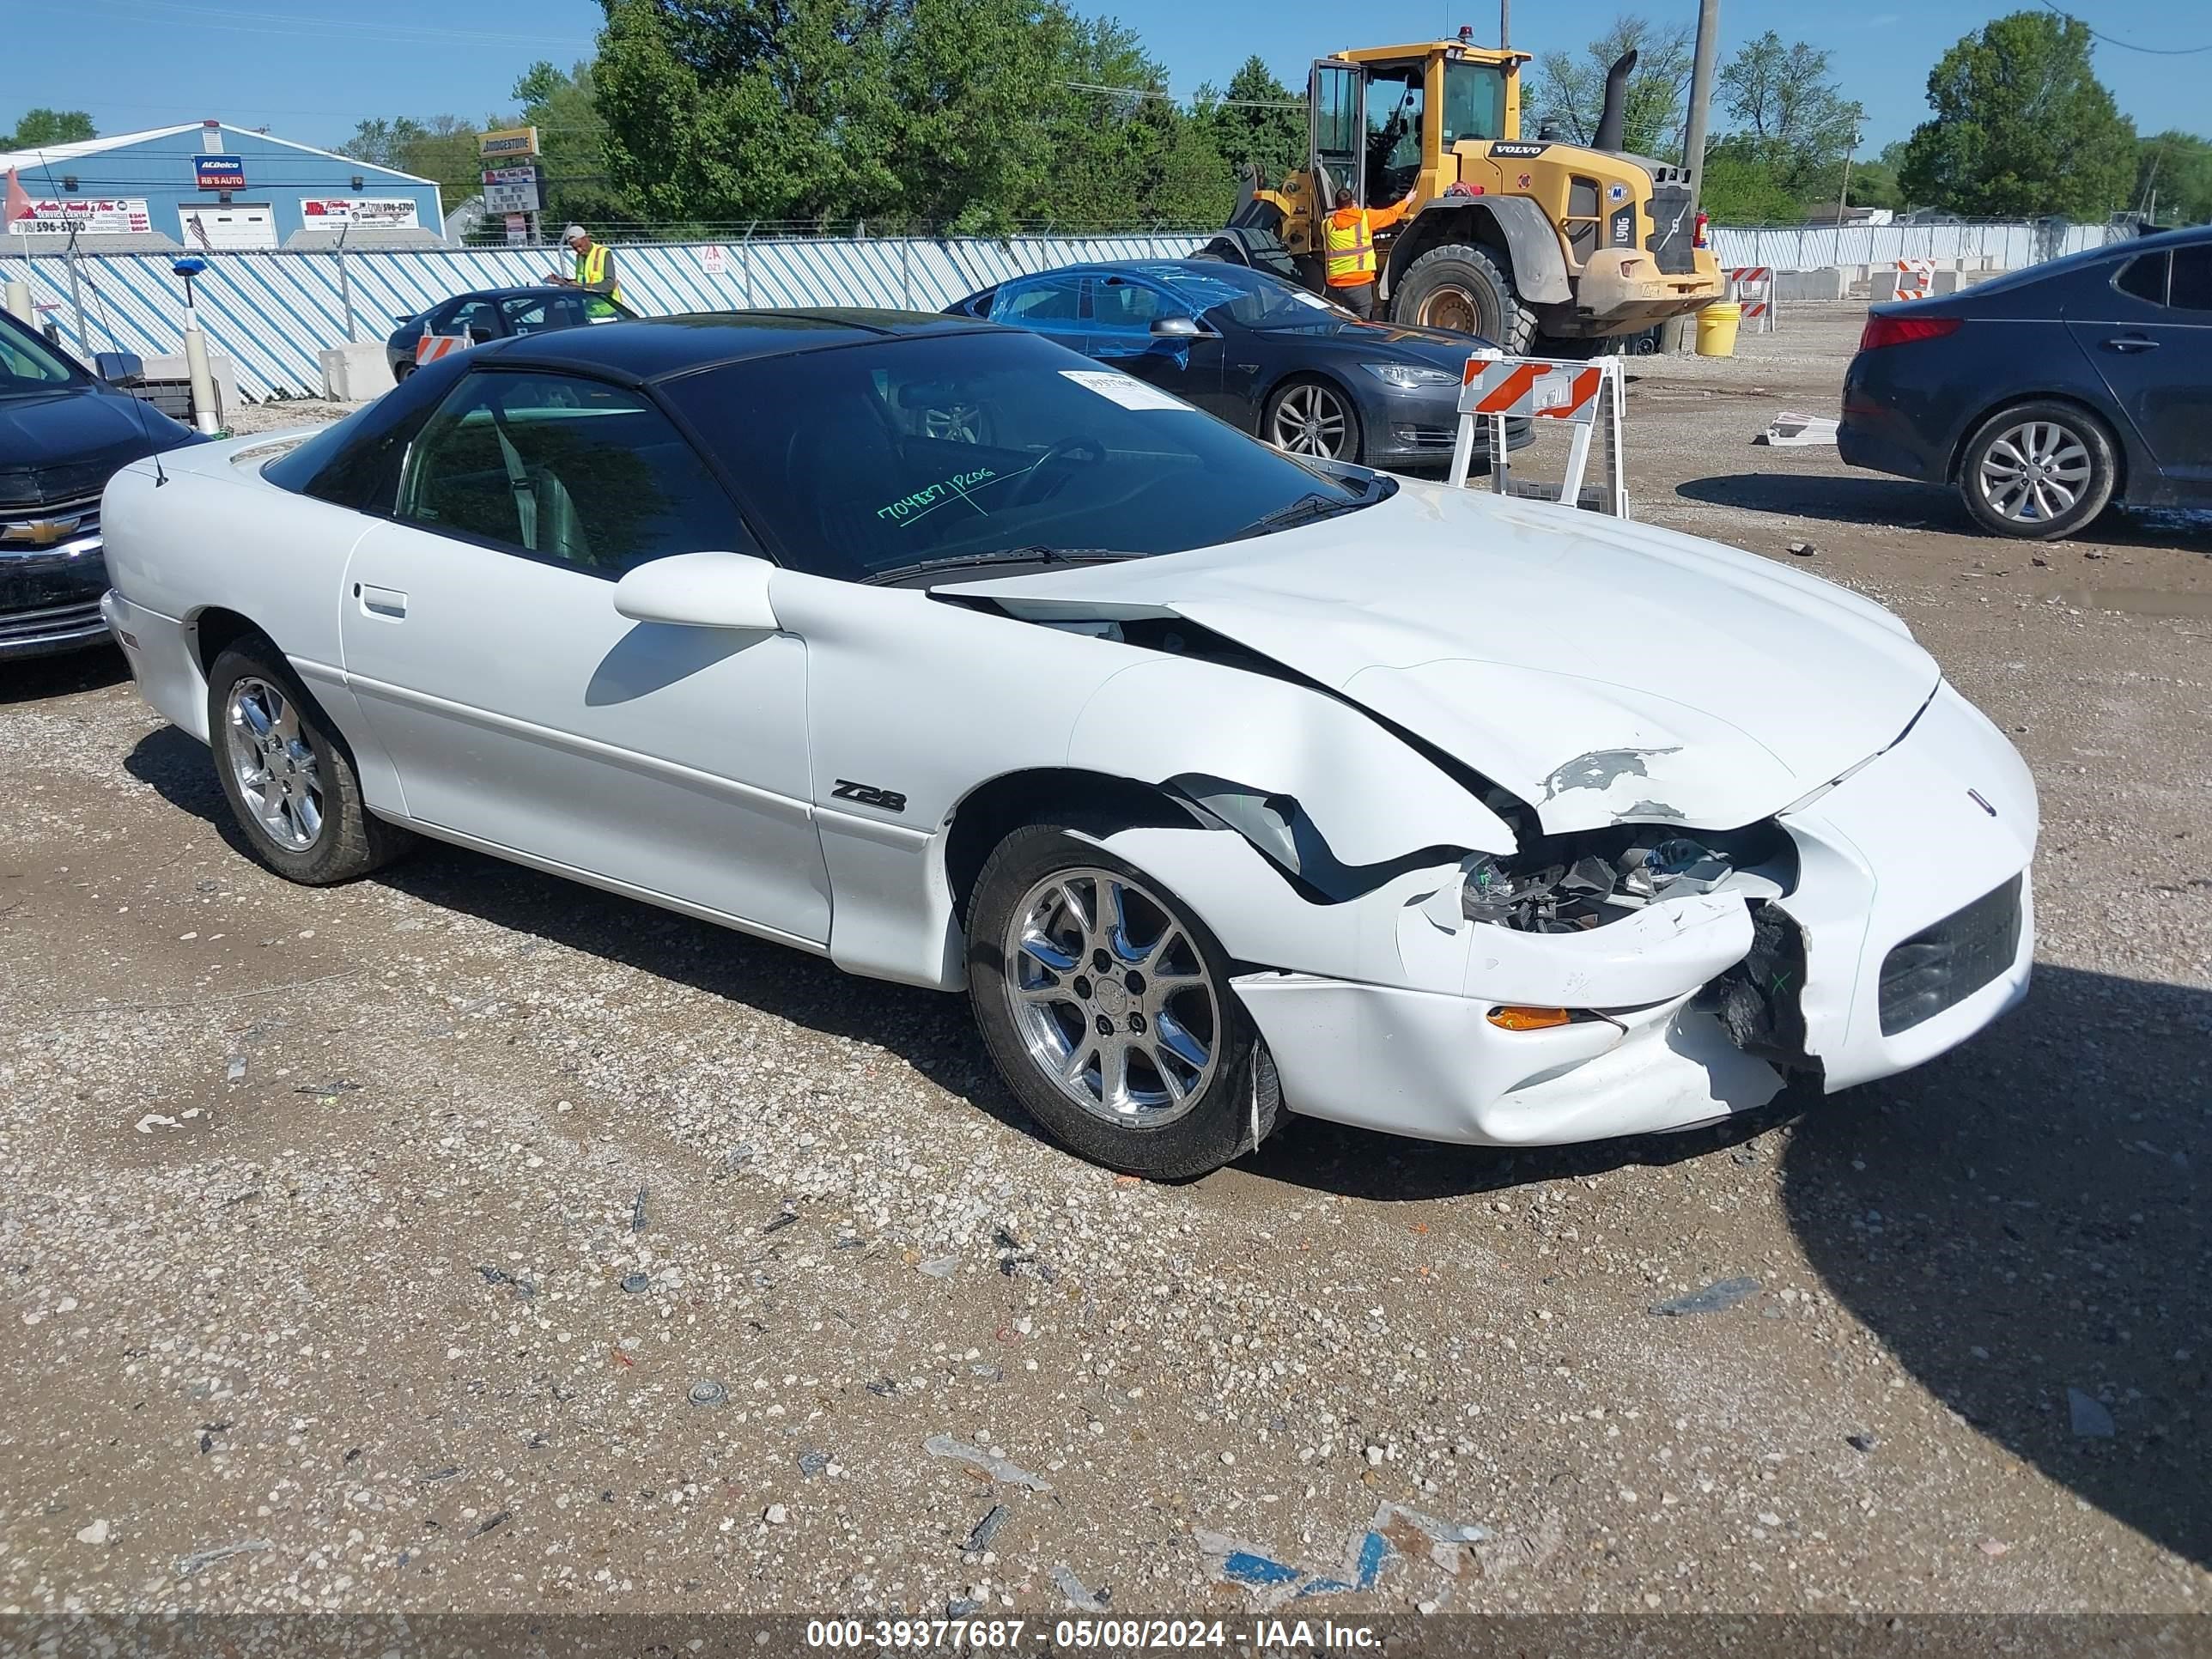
193, 155, 246, 191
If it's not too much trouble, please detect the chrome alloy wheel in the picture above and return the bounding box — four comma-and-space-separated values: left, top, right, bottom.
1269, 382, 1352, 458
921, 402, 986, 443
1002, 867, 1220, 1128
1976, 419, 2093, 525
224, 676, 325, 850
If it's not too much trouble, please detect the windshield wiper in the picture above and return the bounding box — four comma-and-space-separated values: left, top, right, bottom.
1226, 487, 1371, 542
862, 546, 1139, 585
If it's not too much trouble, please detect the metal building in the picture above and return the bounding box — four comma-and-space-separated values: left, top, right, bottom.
1, 121, 445, 253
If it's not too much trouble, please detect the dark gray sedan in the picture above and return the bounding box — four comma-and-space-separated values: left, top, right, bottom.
1839, 226, 2212, 538
386, 285, 633, 380
946, 260, 1528, 469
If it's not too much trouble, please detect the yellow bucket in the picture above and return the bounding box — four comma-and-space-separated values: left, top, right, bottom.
1695, 301, 1742, 358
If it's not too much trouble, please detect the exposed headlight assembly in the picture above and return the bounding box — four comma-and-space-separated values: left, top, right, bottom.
1362, 362, 1460, 390
1457, 829, 1783, 933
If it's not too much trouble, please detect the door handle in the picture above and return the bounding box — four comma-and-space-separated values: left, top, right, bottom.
2104, 335, 2160, 352
355, 581, 409, 619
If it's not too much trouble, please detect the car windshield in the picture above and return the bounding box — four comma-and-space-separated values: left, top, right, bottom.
659, 328, 1383, 582
0, 315, 83, 398
1139, 264, 1358, 331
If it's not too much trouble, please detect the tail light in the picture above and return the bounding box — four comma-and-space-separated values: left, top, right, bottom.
1692, 211, 1708, 249
1860, 314, 1963, 351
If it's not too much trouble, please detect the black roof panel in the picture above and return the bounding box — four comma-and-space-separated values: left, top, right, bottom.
487, 307, 1000, 380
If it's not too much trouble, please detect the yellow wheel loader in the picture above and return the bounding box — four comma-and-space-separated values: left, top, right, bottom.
1206, 30, 1723, 349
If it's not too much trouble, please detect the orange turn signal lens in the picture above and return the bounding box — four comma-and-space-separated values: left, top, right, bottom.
1486, 1005, 1574, 1031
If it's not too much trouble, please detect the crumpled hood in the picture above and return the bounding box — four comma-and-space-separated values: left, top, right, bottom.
944, 481, 1941, 834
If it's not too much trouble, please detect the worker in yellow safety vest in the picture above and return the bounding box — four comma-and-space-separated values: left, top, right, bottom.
549, 223, 624, 307
1322, 185, 1415, 320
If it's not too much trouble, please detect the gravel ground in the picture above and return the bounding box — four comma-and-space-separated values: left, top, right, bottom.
1, 309, 2206, 1625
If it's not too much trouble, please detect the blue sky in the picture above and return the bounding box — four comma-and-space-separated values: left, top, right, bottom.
9, 0, 2203, 159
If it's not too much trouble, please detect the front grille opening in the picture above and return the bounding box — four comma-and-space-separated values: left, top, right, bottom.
1879, 875, 2023, 1036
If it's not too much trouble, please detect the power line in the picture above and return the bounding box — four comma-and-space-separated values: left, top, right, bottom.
2035, 0, 2212, 55
1060, 81, 1305, 110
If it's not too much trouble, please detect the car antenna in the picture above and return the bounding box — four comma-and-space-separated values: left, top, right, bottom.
33, 145, 169, 485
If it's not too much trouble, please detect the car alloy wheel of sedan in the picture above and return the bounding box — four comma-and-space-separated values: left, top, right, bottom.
224, 676, 325, 850
1268, 382, 1352, 459
1002, 866, 1220, 1128
1975, 419, 2093, 526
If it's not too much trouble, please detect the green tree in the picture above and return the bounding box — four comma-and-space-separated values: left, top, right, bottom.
1199, 55, 1303, 191
1698, 148, 1803, 224
1533, 14, 1693, 159
5, 109, 96, 149
1717, 33, 1863, 197
1898, 12, 2135, 218
512, 59, 641, 229
338, 117, 428, 173
2133, 130, 2212, 226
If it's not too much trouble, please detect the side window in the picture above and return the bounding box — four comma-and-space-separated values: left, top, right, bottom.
997, 276, 1085, 327
2168, 246, 2212, 313
582, 295, 623, 323
2115, 252, 2168, 307
394, 371, 747, 575
1091, 279, 1174, 334
501, 294, 586, 335
449, 298, 500, 341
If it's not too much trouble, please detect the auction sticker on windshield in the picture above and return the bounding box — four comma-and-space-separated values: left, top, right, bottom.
1059, 369, 1192, 411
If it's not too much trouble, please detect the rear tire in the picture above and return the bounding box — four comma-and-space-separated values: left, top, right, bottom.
967, 819, 1280, 1180
1389, 243, 1537, 353
205, 636, 415, 885
1955, 399, 2118, 540
392, 359, 415, 383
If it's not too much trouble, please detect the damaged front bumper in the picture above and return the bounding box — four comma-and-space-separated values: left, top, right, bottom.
1103, 682, 2036, 1148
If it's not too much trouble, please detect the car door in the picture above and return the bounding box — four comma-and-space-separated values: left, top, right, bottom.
1084, 275, 1228, 415
2067, 244, 2212, 496
337, 365, 830, 945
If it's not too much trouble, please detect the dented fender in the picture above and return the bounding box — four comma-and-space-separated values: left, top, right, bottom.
1070, 656, 1516, 867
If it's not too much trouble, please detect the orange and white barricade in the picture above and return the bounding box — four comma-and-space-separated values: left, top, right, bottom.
1893, 259, 1936, 301
416, 330, 473, 365
1728, 265, 1777, 332
1448, 350, 1630, 518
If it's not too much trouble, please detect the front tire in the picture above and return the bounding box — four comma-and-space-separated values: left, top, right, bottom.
206, 636, 415, 884
967, 821, 1279, 1179
1389, 243, 1537, 353
1956, 400, 2118, 540
1264, 377, 1363, 462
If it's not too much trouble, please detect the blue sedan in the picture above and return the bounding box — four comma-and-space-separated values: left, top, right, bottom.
1839, 225, 2212, 538
946, 260, 1527, 469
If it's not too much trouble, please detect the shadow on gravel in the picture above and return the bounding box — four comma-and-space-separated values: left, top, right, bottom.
1778, 964, 2210, 1569
1677, 473, 2212, 551
122, 723, 1042, 1142
1, 643, 126, 705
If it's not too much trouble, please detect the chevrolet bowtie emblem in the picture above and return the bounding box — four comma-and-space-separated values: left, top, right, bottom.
2, 514, 85, 547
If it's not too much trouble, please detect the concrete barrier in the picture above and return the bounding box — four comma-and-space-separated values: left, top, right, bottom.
1776, 267, 1850, 301
318, 342, 394, 402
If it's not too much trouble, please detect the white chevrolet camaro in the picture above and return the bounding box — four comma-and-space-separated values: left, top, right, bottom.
100, 311, 2037, 1179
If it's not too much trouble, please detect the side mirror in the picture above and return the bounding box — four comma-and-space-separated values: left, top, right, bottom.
1149, 314, 1205, 338
614, 550, 779, 632
94, 351, 145, 386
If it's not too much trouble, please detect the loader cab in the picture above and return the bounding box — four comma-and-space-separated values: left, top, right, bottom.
1310, 38, 1527, 213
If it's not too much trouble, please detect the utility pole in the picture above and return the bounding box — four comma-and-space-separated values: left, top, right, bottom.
1663, 0, 1721, 351
1836, 128, 1859, 227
